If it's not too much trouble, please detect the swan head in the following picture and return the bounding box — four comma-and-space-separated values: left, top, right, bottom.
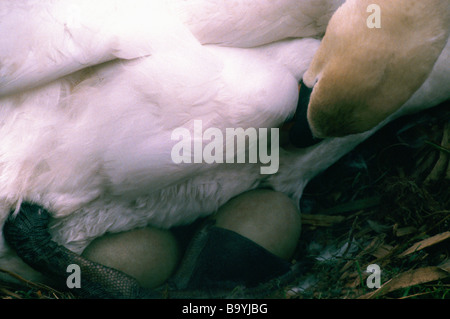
302, 0, 449, 139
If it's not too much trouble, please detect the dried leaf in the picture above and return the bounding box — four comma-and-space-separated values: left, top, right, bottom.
371, 244, 394, 259
395, 226, 417, 237
367, 220, 392, 234
358, 266, 450, 299
0, 287, 22, 299
437, 259, 450, 272
301, 214, 345, 227
399, 231, 450, 257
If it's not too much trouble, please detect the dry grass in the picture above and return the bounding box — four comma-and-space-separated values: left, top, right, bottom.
0, 268, 75, 299
1, 101, 449, 299
287, 101, 450, 299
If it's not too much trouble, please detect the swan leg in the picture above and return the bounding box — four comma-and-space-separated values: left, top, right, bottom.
4, 191, 300, 298
3, 203, 160, 299
169, 223, 295, 298
168, 190, 301, 298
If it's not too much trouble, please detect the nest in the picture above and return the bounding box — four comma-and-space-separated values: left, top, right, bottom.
287, 100, 450, 299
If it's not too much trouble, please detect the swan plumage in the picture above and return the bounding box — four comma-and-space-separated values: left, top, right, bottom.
0, 0, 341, 96
167, 0, 345, 47
0, 0, 323, 283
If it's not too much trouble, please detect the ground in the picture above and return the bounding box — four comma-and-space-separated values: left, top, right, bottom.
287, 100, 450, 299
0, 101, 449, 299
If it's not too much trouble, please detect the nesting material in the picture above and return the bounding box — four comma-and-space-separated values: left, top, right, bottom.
291, 102, 450, 299
214, 189, 302, 261
82, 227, 180, 289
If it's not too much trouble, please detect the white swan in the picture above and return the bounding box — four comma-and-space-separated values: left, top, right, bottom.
0, 0, 448, 295
0, 0, 327, 285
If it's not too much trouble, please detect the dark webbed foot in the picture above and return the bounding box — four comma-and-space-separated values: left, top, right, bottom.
3, 203, 159, 299
168, 190, 301, 298
169, 224, 294, 298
